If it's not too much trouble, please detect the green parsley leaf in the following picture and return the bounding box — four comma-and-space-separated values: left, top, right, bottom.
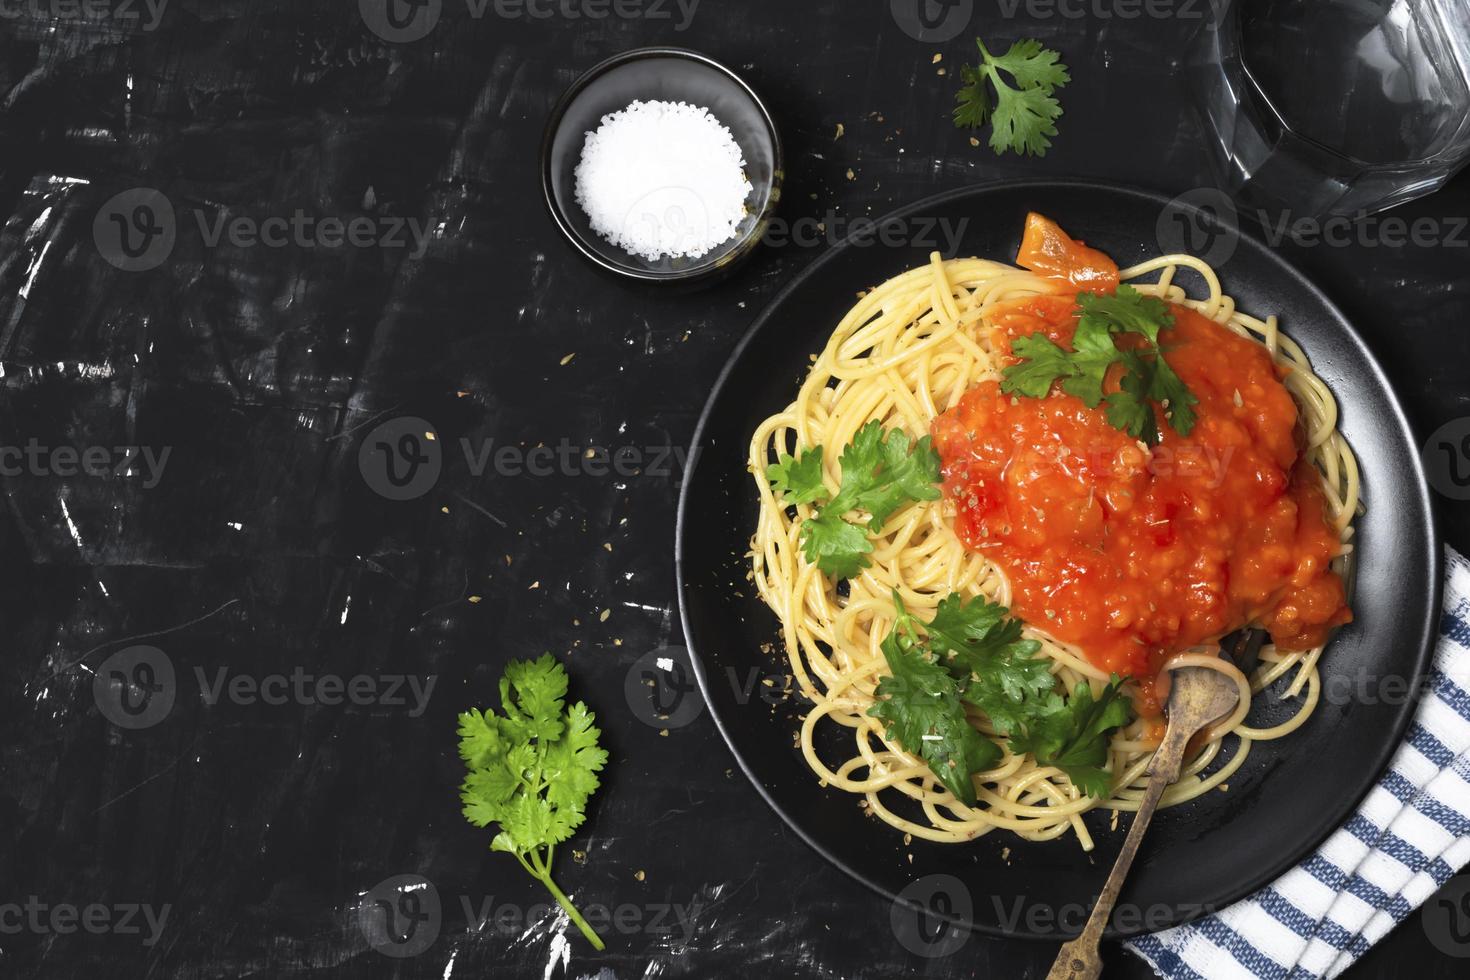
458, 654, 609, 950
1000, 286, 1198, 444
1104, 351, 1161, 445
926, 594, 1053, 737
835, 424, 943, 530
999, 333, 1075, 400
920, 591, 1008, 655
1008, 675, 1134, 798
954, 37, 1069, 157
799, 511, 874, 580
1076, 284, 1173, 344
987, 38, 1070, 93
988, 81, 1063, 157
1061, 319, 1132, 408
952, 64, 990, 129
769, 421, 942, 579
766, 445, 830, 505
1148, 348, 1199, 437
958, 648, 1053, 735
868, 598, 1002, 806
867, 594, 1138, 802
868, 591, 1065, 803
498, 654, 567, 742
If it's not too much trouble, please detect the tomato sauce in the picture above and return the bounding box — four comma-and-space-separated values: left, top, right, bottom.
932, 219, 1351, 704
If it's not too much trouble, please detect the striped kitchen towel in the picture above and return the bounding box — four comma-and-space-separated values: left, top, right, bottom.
1126, 546, 1470, 979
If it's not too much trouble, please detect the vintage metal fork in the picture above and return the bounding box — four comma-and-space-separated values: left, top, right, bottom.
1046, 629, 1266, 980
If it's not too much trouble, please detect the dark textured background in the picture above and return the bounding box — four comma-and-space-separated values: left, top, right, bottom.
1, 2, 1468, 977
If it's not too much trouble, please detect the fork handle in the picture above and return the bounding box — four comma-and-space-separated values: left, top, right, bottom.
1044, 725, 1192, 980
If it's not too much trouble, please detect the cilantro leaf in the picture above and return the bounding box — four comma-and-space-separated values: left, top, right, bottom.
952, 64, 991, 129
458, 655, 609, 950
1104, 351, 1161, 445
799, 512, 875, 579
988, 82, 1063, 158
499, 654, 567, 742
954, 37, 1069, 157
1148, 349, 1199, 437
868, 601, 1001, 806
921, 592, 1008, 655
457, 707, 505, 769
988, 38, 1070, 93
1060, 318, 1130, 408
836, 425, 943, 530
543, 701, 607, 818
951, 627, 1052, 736
1000, 333, 1075, 399
1076, 284, 1173, 344
1008, 675, 1134, 798
1000, 286, 1198, 444
774, 421, 942, 580
869, 591, 1063, 803
866, 594, 1136, 802
1000, 325, 1118, 410
919, 593, 1052, 737
766, 445, 830, 505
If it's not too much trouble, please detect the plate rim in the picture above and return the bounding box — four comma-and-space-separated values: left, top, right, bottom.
674, 177, 1444, 939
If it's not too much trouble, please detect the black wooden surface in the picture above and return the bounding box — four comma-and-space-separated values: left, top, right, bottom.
1, 2, 1468, 978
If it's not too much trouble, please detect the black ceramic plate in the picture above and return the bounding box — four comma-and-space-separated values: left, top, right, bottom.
675, 181, 1442, 939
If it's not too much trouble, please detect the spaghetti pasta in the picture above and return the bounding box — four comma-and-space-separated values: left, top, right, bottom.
747, 241, 1359, 850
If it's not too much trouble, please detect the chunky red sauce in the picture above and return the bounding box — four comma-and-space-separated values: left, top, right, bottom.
932, 218, 1351, 708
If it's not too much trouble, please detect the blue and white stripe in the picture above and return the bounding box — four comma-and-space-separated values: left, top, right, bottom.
1126, 547, 1470, 979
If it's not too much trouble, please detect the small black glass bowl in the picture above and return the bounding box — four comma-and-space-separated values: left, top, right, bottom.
541, 47, 782, 287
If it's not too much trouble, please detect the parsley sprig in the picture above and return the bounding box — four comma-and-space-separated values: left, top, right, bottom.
1000, 285, 1199, 444
458, 654, 609, 950
767, 421, 942, 579
865, 593, 1134, 802
867, 592, 1022, 804
954, 37, 1069, 157
1009, 677, 1134, 798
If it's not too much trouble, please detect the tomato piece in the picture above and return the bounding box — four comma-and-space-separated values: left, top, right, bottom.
1015, 212, 1120, 294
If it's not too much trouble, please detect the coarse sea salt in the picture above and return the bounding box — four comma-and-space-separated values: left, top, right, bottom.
574, 99, 752, 262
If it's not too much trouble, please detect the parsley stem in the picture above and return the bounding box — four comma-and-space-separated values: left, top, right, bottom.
519, 846, 604, 951
534, 864, 605, 951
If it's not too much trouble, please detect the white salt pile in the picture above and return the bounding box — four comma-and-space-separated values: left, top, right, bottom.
574, 100, 753, 262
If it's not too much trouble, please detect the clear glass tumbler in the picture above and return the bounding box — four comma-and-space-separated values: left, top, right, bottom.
1185, 0, 1470, 218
